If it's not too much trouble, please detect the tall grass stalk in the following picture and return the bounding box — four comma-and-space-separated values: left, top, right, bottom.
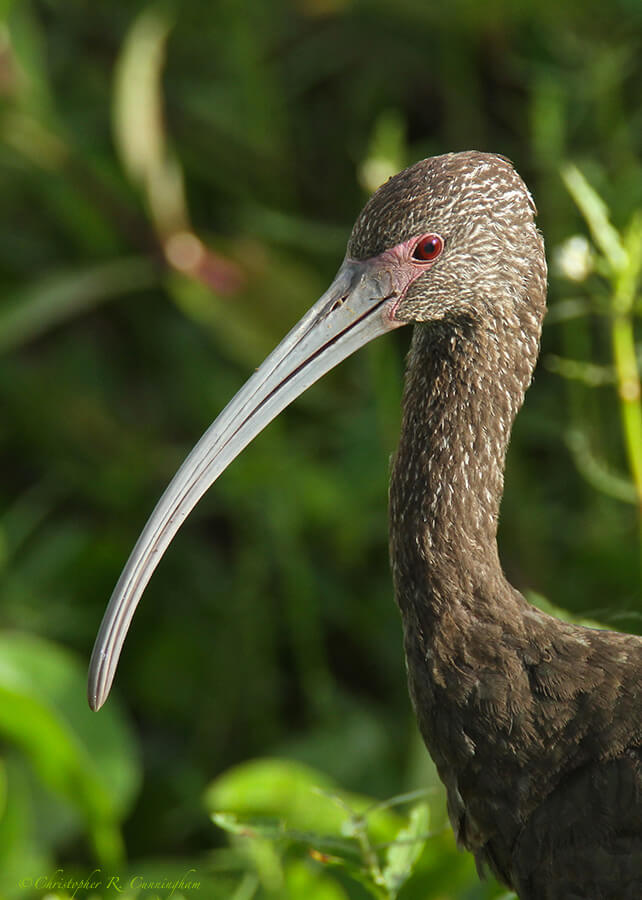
562, 167, 642, 581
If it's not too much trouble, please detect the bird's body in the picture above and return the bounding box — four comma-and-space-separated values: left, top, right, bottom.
391, 318, 642, 898
89, 151, 642, 898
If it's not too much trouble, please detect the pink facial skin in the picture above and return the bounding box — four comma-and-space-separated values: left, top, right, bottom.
349, 232, 444, 323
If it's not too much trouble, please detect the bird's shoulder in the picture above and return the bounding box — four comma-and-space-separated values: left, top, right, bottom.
512, 603, 642, 754
518, 604, 642, 707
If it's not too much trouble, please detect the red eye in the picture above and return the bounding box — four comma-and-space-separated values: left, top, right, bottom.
412, 234, 443, 262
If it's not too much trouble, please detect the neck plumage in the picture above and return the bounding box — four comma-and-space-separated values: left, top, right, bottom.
387, 254, 549, 867
389, 306, 542, 634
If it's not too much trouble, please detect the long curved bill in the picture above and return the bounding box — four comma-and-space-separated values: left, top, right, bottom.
88, 257, 405, 710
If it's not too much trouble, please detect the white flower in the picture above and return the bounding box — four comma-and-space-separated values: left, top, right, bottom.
554, 235, 593, 282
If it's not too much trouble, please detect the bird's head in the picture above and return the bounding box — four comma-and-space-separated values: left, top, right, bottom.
348, 150, 544, 326
88, 151, 545, 711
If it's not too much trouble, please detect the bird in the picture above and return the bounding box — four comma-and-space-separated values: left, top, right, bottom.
88, 151, 642, 899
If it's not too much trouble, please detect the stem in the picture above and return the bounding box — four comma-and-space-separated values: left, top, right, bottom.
611, 215, 642, 581
611, 314, 642, 502
354, 822, 385, 889
563, 164, 642, 584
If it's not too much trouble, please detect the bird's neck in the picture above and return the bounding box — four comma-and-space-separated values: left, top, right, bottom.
389, 311, 541, 633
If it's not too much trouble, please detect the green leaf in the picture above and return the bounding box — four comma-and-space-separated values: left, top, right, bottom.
561, 165, 627, 273
212, 812, 283, 841
0, 632, 140, 864
206, 758, 403, 846
284, 858, 349, 900
113, 3, 187, 232
0, 755, 52, 899
359, 109, 407, 194
382, 802, 429, 897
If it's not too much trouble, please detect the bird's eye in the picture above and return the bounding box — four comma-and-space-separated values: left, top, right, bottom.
412, 234, 444, 262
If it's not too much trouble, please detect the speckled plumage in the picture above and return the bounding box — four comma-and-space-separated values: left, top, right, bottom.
354, 152, 642, 898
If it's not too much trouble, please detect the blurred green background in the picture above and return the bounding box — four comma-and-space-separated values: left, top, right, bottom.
1, 0, 641, 898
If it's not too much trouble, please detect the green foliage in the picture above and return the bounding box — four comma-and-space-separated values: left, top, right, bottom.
381, 802, 430, 897
557, 165, 642, 575
0, 633, 139, 896
206, 758, 505, 899
0, 0, 640, 897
